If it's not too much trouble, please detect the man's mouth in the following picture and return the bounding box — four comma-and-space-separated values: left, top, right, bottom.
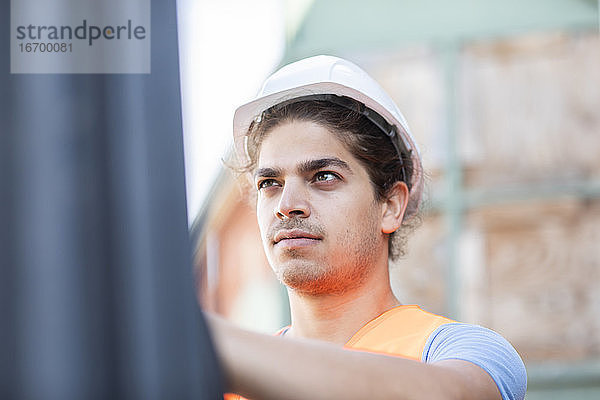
273, 229, 322, 245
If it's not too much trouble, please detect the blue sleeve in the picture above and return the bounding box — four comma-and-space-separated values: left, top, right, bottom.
422, 323, 527, 400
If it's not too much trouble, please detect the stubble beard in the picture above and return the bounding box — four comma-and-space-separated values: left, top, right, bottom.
268, 211, 381, 297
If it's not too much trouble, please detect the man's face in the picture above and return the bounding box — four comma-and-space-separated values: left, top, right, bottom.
254, 120, 388, 295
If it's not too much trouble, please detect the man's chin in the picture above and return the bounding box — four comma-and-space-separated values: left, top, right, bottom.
268, 246, 319, 269
272, 260, 337, 294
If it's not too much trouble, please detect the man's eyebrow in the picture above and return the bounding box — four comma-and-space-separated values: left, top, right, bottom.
254, 167, 282, 179
297, 158, 352, 174
254, 158, 352, 179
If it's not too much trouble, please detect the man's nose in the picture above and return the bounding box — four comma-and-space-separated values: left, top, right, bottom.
275, 180, 310, 220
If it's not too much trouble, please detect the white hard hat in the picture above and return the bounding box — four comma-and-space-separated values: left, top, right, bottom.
233, 55, 423, 219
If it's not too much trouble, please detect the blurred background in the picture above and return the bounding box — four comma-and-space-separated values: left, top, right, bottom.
179, 1, 600, 399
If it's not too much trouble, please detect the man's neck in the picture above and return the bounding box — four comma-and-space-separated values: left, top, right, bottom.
285, 271, 400, 345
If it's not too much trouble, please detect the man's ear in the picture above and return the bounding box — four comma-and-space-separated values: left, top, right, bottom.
381, 181, 409, 234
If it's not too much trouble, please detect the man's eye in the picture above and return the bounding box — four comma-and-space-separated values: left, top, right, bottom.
257, 179, 279, 190
314, 171, 338, 182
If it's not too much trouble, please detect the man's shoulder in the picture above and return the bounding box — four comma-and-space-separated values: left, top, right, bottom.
344, 305, 454, 360
424, 322, 527, 400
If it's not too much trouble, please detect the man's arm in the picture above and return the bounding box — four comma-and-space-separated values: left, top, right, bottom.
207, 314, 503, 400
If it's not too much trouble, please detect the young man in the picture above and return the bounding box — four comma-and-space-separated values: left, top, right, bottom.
207, 55, 526, 400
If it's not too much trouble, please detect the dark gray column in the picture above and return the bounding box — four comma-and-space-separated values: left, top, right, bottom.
0, 0, 223, 398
